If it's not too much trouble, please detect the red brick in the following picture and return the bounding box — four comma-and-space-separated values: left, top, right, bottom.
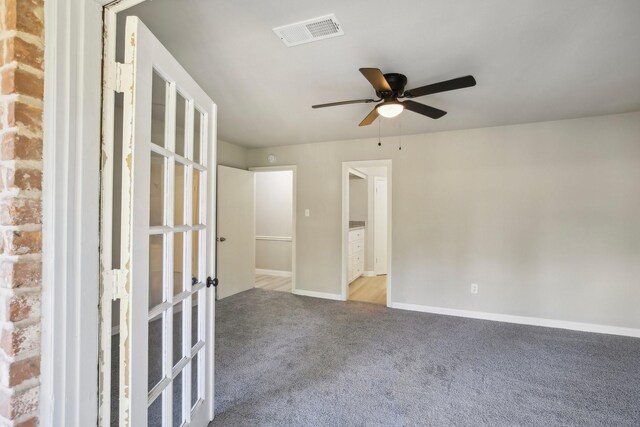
14, 38, 43, 71
4, 292, 39, 322
0, 382, 38, 419
8, 355, 40, 386
14, 417, 38, 427
0, 260, 41, 289
0, 198, 42, 225
0, 323, 40, 358
1, 166, 42, 191
2, 230, 42, 255
3, 0, 44, 38
0, 132, 43, 160
2, 67, 43, 98
14, 102, 41, 132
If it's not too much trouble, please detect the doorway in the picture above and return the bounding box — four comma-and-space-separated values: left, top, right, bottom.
251, 166, 297, 293
342, 161, 392, 306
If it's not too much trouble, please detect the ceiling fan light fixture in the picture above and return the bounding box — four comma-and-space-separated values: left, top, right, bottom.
377, 101, 404, 118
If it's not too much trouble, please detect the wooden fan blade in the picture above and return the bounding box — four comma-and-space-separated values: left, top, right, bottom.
359, 68, 392, 93
403, 100, 447, 119
312, 99, 377, 109
359, 107, 380, 126
404, 75, 476, 98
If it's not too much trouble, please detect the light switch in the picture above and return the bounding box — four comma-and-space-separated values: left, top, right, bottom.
305, 209, 310, 217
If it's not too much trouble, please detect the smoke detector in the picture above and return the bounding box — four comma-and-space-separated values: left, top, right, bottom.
273, 14, 344, 47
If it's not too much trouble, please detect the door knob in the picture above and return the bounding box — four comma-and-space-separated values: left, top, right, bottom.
217, 237, 226, 242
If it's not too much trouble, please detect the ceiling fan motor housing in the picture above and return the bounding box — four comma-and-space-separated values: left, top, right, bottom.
380, 73, 408, 98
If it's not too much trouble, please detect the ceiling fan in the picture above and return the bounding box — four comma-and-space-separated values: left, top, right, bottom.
312, 68, 476, 126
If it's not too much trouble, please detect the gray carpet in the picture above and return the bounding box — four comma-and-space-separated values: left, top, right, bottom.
212, 288, 640, 426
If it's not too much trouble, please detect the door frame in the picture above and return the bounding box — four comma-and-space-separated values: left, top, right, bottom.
373, 176, 388, 275
40, 0, 120, 425
249, 166, 297, 293
341, 160, 392, 307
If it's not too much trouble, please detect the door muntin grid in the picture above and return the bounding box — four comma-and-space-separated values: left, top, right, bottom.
147, 69, 208, 426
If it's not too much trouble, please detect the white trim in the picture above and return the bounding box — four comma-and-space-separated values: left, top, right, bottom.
373, 176, 388, 276
348, 168, 367, 180
41, 0, 107, 425
292, 289, 343, 301
391, 302, 640, 338
362, 271, 376, 277
255, 268, 292, 277
249, 165, 297, 294
255, 235, 292, 242
341, 160, 393, 307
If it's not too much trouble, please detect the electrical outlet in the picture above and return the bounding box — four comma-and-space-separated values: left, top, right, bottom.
471, 283, 479, 294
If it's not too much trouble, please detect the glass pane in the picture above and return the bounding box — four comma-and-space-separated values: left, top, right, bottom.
174, 162, 185, 226
110, 302, 120, 423
173, 303, 183, 366
148, 313, 164, 391
191, 291, 199, 347
190, 352, 199, 409
175, 92, 186, 156
151, 71, 166, 148
149, 235, 164, 309
192, 170, 200, 225
191, 231, 199, 284
148, 394, 163, 427
173, 233, 184, 295
173, 371, 183, 427
150, 153, 165, 226
193, 110, 202, 164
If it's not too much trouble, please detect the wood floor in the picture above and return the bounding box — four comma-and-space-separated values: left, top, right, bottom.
348, 275, 387, 305
255, 274, 291, 292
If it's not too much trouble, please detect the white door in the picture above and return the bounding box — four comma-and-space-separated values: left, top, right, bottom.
374, 177, 388, 275
217, 166, 256, 299
119, 17, 215, 427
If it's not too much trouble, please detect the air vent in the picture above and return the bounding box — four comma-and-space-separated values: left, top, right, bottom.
273, 14, 344, 47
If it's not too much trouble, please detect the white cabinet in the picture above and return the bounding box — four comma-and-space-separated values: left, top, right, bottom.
348, 228, 365, 283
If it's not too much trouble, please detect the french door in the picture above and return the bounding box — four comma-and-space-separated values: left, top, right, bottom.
117, 16, 215, 426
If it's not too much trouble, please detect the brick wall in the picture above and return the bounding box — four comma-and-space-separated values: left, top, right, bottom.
0, 0, 44, 426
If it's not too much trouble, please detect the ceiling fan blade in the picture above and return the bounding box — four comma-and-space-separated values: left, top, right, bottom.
403, 100, 447, 119
312, 98, 377, 109
358, 107, 380, 126
404, 75, 476, 98
359, 68, 392, 93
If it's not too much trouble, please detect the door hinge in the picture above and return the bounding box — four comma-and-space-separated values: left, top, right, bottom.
107, 62, 133, 93
103, 269, 127, 301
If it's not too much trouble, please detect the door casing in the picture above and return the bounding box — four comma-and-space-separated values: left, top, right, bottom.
341, 160, 393, 307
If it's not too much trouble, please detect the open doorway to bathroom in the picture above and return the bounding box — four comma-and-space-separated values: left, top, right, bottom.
251, 166, 297, 293
342, 161, 392, 306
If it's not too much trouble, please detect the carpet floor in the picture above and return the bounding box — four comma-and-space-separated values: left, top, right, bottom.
212, 288, 640, 426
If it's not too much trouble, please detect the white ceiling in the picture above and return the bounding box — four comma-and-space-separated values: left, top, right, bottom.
124, 0, 640, 148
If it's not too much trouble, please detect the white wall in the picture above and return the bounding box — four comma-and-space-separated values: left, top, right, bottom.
247, 112, 640, 330
348, 176, 367, 222
218, 139, 248, 169
255, 171, 293, 272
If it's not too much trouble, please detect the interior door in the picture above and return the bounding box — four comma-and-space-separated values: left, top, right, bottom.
119, 17, 215, 427
374, 177, 388, 275
217, 166, 255, 299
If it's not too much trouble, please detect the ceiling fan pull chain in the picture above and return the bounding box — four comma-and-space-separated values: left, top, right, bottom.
398, 116, 403, 151
377, 119, 382, 147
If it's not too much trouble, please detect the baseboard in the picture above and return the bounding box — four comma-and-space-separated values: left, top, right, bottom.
390, 302, 640, 338
292, 289, 343, 301
255, 268, 292, 277
362, 271, 376, 277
